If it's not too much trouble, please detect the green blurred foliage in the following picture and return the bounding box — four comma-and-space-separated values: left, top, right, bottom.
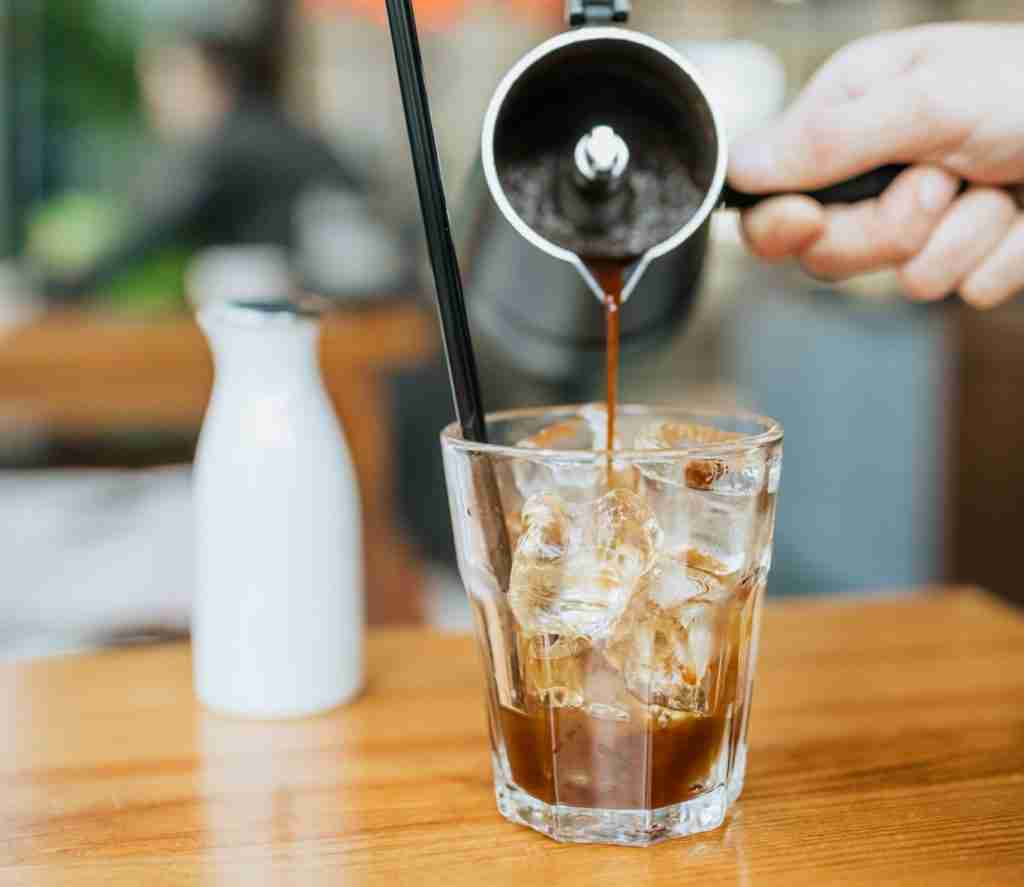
27, 192, 123, 272
97, 249, 189, 315
27, 192, 188, 315
31, 2, 189, 313
43, 0, 142, 128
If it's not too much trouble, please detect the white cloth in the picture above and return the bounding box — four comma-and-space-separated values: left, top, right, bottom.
0, 467, 195, 658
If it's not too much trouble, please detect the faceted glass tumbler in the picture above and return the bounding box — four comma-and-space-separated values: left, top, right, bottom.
441, 405, 783, 846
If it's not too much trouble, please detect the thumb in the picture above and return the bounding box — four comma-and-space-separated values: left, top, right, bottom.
729, 78, 953, 194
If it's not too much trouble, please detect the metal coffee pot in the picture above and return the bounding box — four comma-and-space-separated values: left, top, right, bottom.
461, 1, 901, 382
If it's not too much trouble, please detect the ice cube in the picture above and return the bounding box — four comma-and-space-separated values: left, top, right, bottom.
553, 489, 663, 638
520, 419, 591, 451
685, 491, 759, 574
581, 403, 642, 490
634, 423, 763, 570
636, 475, 685, 554
645, 554, 724, 609
508, 493, 575, 636
606, 556, 734, 715
508, 489, 662, 642
519, 632, 588, 709
558, 549, 654, 644
511, 419, 605, 502
580, 402, 621, 451
549, 459, 605, 502
692, 458, 766, 496
634, 420, 762, 495
684, 548, 734, 578
518, 493, 572, 561
587, 489, 662, 584
511, 407, 646, 503
580, 650, 640, 723
635, 420, 737, 490
635, 420, 740, 450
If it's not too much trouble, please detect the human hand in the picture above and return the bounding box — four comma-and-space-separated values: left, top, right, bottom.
728, 23, 1024, 308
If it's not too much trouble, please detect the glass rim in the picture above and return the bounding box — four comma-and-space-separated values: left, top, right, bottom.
441, 403, 783, 461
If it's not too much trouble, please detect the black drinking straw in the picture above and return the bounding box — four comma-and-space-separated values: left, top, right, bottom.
385, 0, 489, 444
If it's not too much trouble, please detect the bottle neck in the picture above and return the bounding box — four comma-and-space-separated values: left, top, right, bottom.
199, 304, 323, 392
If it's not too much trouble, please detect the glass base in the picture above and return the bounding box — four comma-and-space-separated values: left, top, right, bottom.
495, 779, 730, 847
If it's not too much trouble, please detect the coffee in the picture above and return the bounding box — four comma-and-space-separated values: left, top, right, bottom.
588, 261, 626, 472
497, 606, 748, 810
500, 139, 703, 260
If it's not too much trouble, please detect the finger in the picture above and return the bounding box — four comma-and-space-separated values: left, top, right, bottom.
782, 28, 934, 114
900, 187, 1018, 301
739, 196, 825, 261
731, 72, 965, 194
960, 215, 1024, 309
728, 30, 932, 194
795, 166, 960, 280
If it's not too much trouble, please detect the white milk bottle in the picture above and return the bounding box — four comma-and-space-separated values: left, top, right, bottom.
194, 299, 364, 718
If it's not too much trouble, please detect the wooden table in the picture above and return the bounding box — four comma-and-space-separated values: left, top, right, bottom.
2, 589, 1023, 885
0, 305, 437, 625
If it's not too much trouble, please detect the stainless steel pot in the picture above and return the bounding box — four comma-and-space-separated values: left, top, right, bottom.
464, 23, 721, 380
462, 9, 904, 382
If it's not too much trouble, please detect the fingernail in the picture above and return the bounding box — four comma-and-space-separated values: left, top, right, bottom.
973, 296, 1004, 311
917, 169, 955, 213
966, 294, 998, 311
963, 278, 1003, 310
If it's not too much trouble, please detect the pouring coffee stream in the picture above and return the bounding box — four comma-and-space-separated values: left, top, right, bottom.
590, 260, 624, 472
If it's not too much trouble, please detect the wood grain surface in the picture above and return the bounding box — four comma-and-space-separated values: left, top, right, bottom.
0, 306, 435, 432
2, 589, 1023, 885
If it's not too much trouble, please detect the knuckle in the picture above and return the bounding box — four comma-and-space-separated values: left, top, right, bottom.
906, 79, 954, 146
891, 218, 932, 263
876, 199, 925, 262
890, 226, 925, 262
907, 83, 939, 134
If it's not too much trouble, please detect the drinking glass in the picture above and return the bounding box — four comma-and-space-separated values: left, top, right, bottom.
441, 404, 783, 846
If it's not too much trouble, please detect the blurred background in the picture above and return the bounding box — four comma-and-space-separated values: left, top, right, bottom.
0, 0, 1020, 656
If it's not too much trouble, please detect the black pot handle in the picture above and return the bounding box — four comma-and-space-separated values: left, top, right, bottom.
721, 164, 910, 210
